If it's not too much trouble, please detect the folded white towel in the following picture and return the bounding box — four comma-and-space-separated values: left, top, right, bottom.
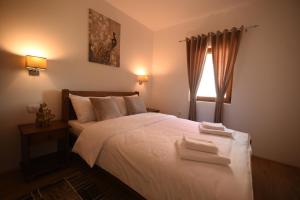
201, 121, 225, 131
182, 136, 218, 154
176, 140, 231, 166
199, 124, 233, 138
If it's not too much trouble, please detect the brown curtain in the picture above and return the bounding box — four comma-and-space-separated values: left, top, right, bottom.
210, 26, 243, 123
186, 35, 208, 121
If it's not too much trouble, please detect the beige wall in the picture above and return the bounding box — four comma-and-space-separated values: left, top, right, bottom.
151, 0, 300, 167
1, 0, 300, 172
0, 0, 153, 172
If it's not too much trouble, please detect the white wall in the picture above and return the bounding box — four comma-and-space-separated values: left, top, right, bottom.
151, 0, 300, 167
0, 0, 153, 172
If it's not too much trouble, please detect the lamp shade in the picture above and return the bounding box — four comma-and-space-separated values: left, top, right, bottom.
25, 55, 47, 70
137, 75, 149, 85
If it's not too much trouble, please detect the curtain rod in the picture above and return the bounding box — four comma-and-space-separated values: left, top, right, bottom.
178, 24, 259, 43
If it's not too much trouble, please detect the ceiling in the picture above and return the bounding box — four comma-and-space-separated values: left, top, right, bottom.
105, 0, 250, 31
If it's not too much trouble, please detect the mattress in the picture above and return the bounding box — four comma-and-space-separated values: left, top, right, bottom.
73, 113, 253, 200
68, 120, 96, 136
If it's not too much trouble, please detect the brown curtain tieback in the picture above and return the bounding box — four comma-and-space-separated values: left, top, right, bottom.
215, 97, 224, 103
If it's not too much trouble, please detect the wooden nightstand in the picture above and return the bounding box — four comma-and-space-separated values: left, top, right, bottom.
147, 108, 160, 113
18, 120, 69, 180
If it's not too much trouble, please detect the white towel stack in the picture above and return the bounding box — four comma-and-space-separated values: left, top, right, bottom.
202, 122, 225, 130
182, 136, 218, 154
199, 121, 233, 138
176, 136, 231, 166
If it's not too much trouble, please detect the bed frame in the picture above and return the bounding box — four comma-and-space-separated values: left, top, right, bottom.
61, 89, 139, 122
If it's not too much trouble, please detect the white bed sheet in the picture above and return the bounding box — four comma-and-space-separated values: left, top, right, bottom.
68, 120, 96, 136
73, 113, 253, 200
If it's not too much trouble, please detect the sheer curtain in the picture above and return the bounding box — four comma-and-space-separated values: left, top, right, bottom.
210, 26, 243, 122
186, 35, 208, 121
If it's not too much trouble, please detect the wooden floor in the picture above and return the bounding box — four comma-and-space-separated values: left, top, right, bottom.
252, 156, 300, 200
0, 156, 299, 200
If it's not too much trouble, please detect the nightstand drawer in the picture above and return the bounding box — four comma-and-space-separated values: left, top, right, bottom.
47, 130, 66, 140
29, 130, 66, 144
19, 120, 69, 180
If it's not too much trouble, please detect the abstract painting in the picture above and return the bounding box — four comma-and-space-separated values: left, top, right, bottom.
88, 9, 120, 67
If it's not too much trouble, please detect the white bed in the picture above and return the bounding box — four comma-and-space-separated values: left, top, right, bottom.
73, 112, 253, 200
68, 120, 96, 136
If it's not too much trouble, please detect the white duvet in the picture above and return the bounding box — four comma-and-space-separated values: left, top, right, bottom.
73, 113, 253, 200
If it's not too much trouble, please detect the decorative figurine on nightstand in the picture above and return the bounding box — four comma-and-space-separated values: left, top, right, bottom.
35, 103, 55, 127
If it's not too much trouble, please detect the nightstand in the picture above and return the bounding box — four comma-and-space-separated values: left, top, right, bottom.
18, 120, 69, 180
147, 108, 160, 113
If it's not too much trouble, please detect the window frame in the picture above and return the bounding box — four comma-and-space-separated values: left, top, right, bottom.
196, 48, 233, 104
196, 83, 232, 104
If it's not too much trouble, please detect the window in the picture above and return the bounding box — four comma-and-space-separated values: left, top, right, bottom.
197, 50, 232, 103
197, 53, 216, 98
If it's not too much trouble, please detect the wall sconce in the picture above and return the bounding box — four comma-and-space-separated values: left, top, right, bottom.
137, 75, 149, 85
25, 55, 47, 76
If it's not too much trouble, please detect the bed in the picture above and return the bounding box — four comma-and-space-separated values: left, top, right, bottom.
62, 89, 253, 200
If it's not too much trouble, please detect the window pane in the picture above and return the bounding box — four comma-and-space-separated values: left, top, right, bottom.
197, 53, 216, 97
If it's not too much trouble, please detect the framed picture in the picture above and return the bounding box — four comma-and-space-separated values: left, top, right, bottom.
88, 9, 120, 67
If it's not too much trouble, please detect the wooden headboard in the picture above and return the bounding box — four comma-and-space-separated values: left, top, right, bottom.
61, 89, 139, 122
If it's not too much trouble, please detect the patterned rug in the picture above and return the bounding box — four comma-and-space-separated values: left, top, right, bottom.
18, 168, 144, 200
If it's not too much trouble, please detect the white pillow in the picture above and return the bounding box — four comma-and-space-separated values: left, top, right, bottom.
124, 96, 147, 115
69, 94, 109, 123
112, 94, 138, 116
112, 96, 127, 116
